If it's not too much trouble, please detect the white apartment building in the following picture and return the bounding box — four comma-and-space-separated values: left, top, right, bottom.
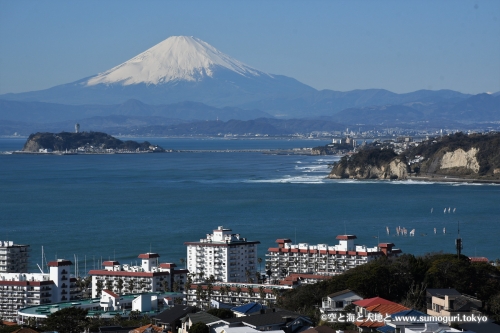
88, 253, 188, 298
266, 235, 401, 281
185, 226, 260, 283
0, 259, 80, 321
0, 241, 30, 273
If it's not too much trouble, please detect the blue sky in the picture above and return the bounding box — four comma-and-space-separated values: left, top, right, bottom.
0, 0, 499, 95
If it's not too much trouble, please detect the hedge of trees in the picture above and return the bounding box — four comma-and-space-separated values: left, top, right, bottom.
276, 253, 500, 322
24, 131, 152, 151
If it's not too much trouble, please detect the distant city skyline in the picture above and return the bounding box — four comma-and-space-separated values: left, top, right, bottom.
1, 1, 499, 96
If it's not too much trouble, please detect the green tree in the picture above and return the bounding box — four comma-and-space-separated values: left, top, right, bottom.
96, 280, 104, 297
173, 280, 180, 292
207, 275, 216, 306
266, 269, 272, 283
43, 307, 89, 333
190, 322, 209, 333
259, 285, 266, 303
235, 286, 242, 302
255, 271, 261, 283
198, 271, 205, 283
186, 273, 193, 291
248, 287, 255, 298
220, 285, 228, 302
105, 279, 113, 291
116, 278, 124, 295
162, 279, 169, 292
127, 279, 135, 294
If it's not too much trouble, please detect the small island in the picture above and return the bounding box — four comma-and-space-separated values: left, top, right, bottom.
19, 131, 165, 154
329, 132, 500, 182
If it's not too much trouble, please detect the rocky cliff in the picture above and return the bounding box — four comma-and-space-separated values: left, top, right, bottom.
329, 132, 500, 181
329, 148, 408, 180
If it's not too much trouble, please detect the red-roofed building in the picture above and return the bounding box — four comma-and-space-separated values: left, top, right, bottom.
266, 235, 402, 281
353, 297, 408, 332
89, 253, 188, 298
353, 297, 396, 308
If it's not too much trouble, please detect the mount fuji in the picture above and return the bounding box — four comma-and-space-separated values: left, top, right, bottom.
1, 36, 315, 109
1, 35, 478, 120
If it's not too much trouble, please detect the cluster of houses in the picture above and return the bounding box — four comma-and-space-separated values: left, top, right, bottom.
0, 227, 496, 332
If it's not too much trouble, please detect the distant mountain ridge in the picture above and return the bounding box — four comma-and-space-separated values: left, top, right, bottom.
0, 99, 271, 123
0, 35, 488, 119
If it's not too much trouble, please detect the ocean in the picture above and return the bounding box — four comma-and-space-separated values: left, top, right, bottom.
1, 137, 499, 275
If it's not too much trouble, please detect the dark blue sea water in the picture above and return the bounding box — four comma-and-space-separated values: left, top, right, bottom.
1, 137, 499, 274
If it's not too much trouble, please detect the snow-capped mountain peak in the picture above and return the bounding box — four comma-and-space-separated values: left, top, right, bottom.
86, 36, 268, 86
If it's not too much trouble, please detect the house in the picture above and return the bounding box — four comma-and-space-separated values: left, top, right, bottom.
129, 324, 163, 333
100, 289, 120, 311
231, 302, 265, 317
181, 312, 222, 333
426, 289, 482, 319
152, 305, 196, 332
380, 322, 469, 333
301, 326, 338, 333
353, 297, 409, 332
219, 309, 313, 333
280, 273, 332, 286
321, 289, 363, 313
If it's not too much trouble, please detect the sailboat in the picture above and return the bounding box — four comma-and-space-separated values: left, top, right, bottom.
443, 227, 446, 234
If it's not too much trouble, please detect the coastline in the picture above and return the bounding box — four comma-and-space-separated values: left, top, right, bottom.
407, 174, 500, 184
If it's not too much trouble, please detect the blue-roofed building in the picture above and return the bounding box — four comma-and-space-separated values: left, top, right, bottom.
377, 309, 470, 333
231, 302, 265, 317
391, 309, 427, 319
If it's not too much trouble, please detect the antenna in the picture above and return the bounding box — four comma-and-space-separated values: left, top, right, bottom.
41, 246, 44, 274
455, 221, 462, 258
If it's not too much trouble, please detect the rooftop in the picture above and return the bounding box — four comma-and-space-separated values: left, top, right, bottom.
18, 292, 175, 319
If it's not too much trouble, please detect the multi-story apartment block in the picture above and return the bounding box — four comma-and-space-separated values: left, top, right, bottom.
88, 253, 188, 298
186, 282, 293, 308
266, 235, 401, 281
0, 259, 80, 321
0, 241, 30, 273
185, 226, 260, 283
